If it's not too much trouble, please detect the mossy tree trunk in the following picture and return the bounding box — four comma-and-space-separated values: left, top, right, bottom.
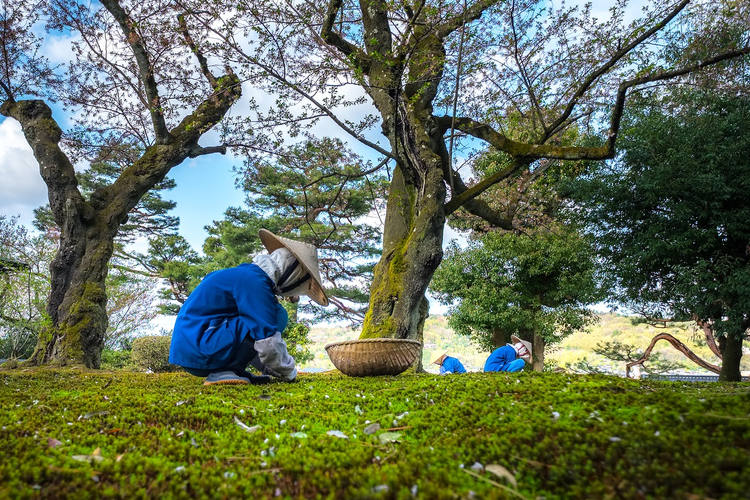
356, 29, 448, 341
514, 328, 543, 372
360, 163, 445, 340
532, 333, 545, 372
1, 75, 241, 368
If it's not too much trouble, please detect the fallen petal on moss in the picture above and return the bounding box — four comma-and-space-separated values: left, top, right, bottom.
378, 431, 401, 444
364, 423, 380, 435
326, 430, 348, 439
234, 416, 260, 433
485, 464, 517, 487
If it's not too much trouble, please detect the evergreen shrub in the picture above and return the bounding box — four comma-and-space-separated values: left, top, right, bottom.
130, 336, 175, 372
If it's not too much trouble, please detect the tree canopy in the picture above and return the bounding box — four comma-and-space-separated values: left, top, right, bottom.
565, 90, 750, 380
431, 225, 601, 369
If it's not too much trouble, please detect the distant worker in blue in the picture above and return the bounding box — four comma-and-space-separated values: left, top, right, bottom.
484, 335, 532, 373
169, 229, 328, 386
432, 353, 467, 374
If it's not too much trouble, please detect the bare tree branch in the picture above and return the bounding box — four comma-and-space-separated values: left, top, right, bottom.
100, 0, 169, 141
177, 14, 217, 88
626, 332, 721, 377
0, 80, 13, 102
445, 157, 528, 215
436, 0, 497, 40
328, 295, 366, 320
545, 0, 691, 139
178, 8, 393, 159
444, 164, 515, 229
437, 114, 610, 159
0, 100, 89, 223
303, 156, 390, 189
188, 145, 227, 157
602, 46, 750, 156
103, 73, 242, 218
437, 46, 750, 162
509, 0, 546, 133
458, 196, 514, 229
321, 0, 371, 73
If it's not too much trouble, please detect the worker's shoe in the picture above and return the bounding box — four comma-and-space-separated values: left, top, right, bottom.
203, 371, 250, 386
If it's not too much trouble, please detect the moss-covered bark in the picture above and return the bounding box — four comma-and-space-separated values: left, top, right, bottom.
359, 132, 445, 341
30, 239, 112, 368
532, 333, 546, 372
2, 75, 241, 369
358, 23, 448, 343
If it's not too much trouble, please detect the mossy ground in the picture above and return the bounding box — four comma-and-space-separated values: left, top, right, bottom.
1, 370, 749, 499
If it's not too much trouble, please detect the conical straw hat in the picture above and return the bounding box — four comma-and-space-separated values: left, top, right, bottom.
510, 334, 533, 363
258, 229, 329, 306
432, 353, 448, 365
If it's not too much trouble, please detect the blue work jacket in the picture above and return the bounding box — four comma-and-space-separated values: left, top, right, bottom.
483, 345, 518, 372
440, 356, 467, 374
168, 263, 287, 370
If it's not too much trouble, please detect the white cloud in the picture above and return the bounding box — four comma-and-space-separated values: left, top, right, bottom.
41, 32, 82, 65
0, 118, 47, 223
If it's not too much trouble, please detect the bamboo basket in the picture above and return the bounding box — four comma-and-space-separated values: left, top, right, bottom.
325, 338, 422, 377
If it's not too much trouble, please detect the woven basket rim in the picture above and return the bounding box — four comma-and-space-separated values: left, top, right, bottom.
325, 338, 422, 351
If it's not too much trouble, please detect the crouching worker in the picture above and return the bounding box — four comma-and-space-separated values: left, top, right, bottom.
169, 229, 328, 385
483, 335, 532, 373
433, 353, 467, 374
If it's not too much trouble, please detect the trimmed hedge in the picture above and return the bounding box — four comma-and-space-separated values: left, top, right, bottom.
130, 336, 175, 372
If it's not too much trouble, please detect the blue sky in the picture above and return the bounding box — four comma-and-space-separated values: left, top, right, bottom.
161, 155, 245, 251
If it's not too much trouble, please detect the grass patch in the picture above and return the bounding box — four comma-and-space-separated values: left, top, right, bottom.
1, 369, 749, 498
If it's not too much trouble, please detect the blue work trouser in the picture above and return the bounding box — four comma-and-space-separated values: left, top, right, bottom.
183, 335, 256, 377
505, 359, 526, 372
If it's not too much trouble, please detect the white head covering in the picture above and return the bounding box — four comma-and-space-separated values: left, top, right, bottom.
510, 334, 533, 363
257, 229, 328, 306
253, 248, 312, 297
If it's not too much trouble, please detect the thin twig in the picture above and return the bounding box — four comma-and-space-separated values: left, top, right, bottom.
461, 468, 527, 499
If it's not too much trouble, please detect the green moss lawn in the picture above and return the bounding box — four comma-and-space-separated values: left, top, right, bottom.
1, 370, 749, 498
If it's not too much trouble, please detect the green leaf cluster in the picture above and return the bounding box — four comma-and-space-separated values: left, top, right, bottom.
565, 91, 750, 341
431, 226, 602, 351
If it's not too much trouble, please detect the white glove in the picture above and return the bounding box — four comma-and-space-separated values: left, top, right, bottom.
254, 332, 297, 382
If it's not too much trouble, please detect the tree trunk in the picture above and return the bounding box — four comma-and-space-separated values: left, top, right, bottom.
359, 117, 446, 341
413, 296, 429, 372
532, 333, 545, 372
3, 75, 241, 369
719, 333, 743, 382
29, 226, 115, 368
491, 328, 511, 349
354, 22, 447, 346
